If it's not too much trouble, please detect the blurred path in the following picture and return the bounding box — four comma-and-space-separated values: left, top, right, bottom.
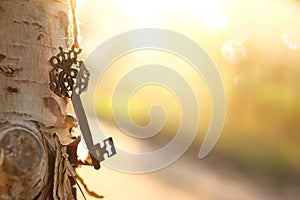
76, 121, 300, 200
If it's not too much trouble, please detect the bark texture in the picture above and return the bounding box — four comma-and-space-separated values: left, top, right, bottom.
0, 0, 78, 199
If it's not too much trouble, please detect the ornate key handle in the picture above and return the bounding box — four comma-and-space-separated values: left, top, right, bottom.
49, 45, 116, 169
49, 45, 88, 98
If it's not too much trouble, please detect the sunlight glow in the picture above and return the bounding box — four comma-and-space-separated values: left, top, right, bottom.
282, 24, 300, 50
76, 0, 84, 8
221, 39, 247, 65
203, 13, 228, 35
112, 0, 227, 31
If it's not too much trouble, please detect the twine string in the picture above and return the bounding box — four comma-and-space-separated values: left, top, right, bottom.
70, 0, 79, 48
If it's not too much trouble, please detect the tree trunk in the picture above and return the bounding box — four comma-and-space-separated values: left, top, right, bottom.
0, 0, 78, 199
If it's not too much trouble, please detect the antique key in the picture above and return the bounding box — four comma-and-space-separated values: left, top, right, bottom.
49, 45, 116, 169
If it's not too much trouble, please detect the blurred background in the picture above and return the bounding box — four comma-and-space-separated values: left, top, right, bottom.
74, 0, 300, 199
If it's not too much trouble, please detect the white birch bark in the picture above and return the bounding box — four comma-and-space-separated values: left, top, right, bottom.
0, 0, 78, 199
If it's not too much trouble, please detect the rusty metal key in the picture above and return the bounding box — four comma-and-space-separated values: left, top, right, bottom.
49, 45, 116, 169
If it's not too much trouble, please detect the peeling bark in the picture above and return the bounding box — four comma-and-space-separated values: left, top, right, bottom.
0, 0, 78, 199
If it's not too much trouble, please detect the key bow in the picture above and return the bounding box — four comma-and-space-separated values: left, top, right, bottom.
49, 45, 89, 98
